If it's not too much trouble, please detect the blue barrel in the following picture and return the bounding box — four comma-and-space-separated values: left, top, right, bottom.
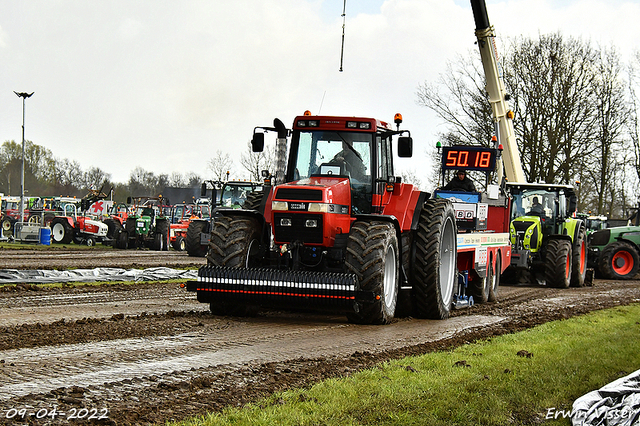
39, 227, 51, 245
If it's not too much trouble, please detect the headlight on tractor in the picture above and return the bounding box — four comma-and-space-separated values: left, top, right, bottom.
272, 201, 288, 211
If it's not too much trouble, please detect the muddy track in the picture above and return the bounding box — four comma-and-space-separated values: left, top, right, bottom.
0, 249, 639, 425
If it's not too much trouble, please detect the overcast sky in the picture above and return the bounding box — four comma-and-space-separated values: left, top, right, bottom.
1, 0, 639, 187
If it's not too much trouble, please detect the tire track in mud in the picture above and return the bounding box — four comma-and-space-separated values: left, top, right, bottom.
1, 250, 639, 425
0, 315, 504, 401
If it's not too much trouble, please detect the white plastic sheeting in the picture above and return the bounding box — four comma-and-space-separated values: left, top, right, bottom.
0, 267, 197, 284
572, 369, 640, 426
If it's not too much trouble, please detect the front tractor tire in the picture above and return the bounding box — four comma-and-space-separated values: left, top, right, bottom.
598, 241, 640, 280
412, 199, 457, 320
345, 221, 399, 325
570, 225, 588, 287
51, 218, 74, 244
545, 239, 572, 288
206, 215, 262, 316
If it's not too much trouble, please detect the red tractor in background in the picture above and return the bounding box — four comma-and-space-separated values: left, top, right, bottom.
50, 189, 109, 246
169, 198, 211, 251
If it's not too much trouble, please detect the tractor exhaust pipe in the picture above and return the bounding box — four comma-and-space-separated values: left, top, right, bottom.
470, 0, 490, 31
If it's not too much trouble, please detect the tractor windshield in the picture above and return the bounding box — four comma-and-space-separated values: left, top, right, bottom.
291, 130, 372, 184
512, 189, 557, 220
219, 183, 257, 208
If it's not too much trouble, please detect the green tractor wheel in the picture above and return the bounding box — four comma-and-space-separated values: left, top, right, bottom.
598, 241, 640, 280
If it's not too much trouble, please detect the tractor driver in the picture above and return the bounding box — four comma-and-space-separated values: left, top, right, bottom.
443, 169, 476, 192
527, 196, 544, 216
329, 144, 367, 181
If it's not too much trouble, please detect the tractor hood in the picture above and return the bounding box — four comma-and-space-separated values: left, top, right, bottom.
510, 215, 543, 252
269, 176, 352, 246
272, 176, 352, 208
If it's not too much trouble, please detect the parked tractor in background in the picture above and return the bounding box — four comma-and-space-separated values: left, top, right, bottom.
169, 198, 211, 251
506, 183, 588, 287
115, 197, 170, 250
185, 180, 262, 257
50, 189, 109, 246
102, 202, 131, 242
588, 203, 640, 279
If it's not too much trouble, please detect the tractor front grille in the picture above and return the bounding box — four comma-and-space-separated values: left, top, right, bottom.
275, 188, 323, 201
274, 213, 323, 244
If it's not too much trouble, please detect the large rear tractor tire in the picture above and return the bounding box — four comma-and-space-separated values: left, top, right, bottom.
570, 226, 588, 287
345, 221, 399, 325
206, 215, 262, 316
412, 199, 457, 319
114, 228, 129, 249
103, 218, 122, 240
153, 219, 170, 251
545, 239, 572, 288
597, 241, 640, 280
186, 220, 209, 257
50, 217, 75, 244
1, 218, 15, 237
469, 255, 493, 304
125, 217, 137, 248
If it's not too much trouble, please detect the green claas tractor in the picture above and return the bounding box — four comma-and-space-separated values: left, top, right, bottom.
506, 182, 588, 288
116, 199, 170, 250
588, 206, 640, 279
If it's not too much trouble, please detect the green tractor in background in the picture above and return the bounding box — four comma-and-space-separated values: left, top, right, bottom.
588, 205, 640, 279
115, 197, 170, 250
506, 182, 588, 288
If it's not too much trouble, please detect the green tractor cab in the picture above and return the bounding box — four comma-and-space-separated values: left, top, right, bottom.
506, 183, 588, 288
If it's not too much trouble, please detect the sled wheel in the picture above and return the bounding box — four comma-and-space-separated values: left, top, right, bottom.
488, 254, 501, 302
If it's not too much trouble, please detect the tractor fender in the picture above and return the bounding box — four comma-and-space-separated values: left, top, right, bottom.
58, 216, 76, 228
563, 218, 585, 243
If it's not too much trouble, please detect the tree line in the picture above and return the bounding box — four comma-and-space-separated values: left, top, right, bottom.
417, 32, 640, 218
0, 140, 275, 203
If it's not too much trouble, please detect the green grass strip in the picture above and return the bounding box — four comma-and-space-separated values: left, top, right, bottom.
170, 304, 640, 426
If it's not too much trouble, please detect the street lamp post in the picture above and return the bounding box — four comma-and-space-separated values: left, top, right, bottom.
14, 91, 34, 226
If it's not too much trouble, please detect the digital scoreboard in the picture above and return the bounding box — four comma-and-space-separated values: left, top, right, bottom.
441, 146, 498, 172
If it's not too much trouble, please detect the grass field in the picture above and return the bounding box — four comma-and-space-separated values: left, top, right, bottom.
171, 304, 640, 426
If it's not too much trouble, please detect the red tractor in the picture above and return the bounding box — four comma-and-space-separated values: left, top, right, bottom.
186, 113, 491, 324
50, 189, 109, 246
169, 199, 211, 251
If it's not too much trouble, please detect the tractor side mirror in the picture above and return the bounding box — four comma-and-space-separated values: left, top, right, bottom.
568, 195, 578, 213
251, 133, 265, 152
398, 137, 413, 157
126, 196, 132, 205
201, 183, 207, 197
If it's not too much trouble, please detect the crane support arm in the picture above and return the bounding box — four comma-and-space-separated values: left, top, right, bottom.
470, 0, 526, 183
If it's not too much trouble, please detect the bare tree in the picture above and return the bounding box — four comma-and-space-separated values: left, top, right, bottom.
208, 150, 234, 181
240, 142, 275, 181
417, 33, 634, 214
